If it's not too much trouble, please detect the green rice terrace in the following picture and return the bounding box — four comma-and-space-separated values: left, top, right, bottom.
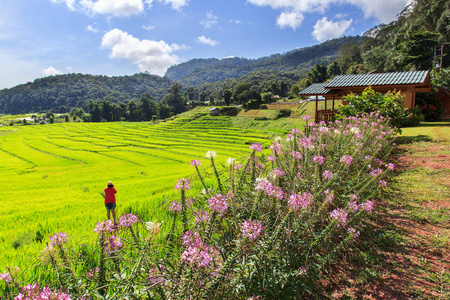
0, 115, 270, 269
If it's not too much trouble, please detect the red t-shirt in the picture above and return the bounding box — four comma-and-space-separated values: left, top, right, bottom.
104, 187, 117, 204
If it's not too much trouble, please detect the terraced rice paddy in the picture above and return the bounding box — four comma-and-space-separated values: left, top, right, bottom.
0, 116, 270, 269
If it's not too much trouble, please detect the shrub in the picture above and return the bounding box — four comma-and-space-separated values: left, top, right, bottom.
337, 87, 423, 129
275, 108, 291, 119
1, 114, 397, 299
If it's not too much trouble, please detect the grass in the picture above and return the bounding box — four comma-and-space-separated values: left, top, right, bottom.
337, 120, 450, 299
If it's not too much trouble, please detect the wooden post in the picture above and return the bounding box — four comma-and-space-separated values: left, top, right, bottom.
315, 95, 318, 122
324, 96, 327, 121
332, 96, 335, 120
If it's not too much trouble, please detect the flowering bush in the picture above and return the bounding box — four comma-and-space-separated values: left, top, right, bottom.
1, 113, 397, 299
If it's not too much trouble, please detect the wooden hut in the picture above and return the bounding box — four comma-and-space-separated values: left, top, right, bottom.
299, 70, 432, 122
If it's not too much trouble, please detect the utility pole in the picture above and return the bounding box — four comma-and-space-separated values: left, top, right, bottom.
433, 42, 449, 76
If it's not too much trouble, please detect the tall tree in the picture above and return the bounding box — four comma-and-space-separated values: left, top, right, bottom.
400, 31, 438, 70
162, 83, 186, 114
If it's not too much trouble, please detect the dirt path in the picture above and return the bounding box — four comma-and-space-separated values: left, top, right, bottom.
363, 139, 450, 299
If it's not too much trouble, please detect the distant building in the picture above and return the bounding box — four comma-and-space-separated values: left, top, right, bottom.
209, 107, 220, 116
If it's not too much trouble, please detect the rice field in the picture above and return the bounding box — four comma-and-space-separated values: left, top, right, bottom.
0, 116, 271, 269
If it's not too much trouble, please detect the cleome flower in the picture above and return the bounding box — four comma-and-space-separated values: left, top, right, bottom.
322, 170, 334, 180
241, 219, 263, 241
190, 159, 201, 167
14, 283, 72, 300
119, 213, 139, 228
340, 155, 354, 166
208, 194, 228, 213
170, 201, 182, 212
206, 150, 216, 159
175, 178, 190, 191
0, 271, 11, 284
49, 232, 68, 247
227, 157, 236, 166
288, 192, 312, 210
249, 143, 262, 152
94, 220, 115, 234
104, 235, 123, 253
330, 208, 348, 227
145, 221, 161, 236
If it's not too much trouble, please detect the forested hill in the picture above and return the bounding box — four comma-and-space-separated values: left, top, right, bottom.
165, 36, 361, 87
0, 73, 173, 115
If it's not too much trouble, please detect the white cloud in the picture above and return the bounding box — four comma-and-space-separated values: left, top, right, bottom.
43, 66, 62, 76
51, 0, 77, 11
200, 11, 218, 29
276, 10, 304, 30
86, 24, 98, 33
142, 25, 156, 31
228, 19, 241, 24
247, 0, 413, 25
196, 36, 218, 47
80, 0, 145, 17
51, 0, 188, 17
101, 28, 187, 75
312, 17, 352, 42
156, 0, 189, 11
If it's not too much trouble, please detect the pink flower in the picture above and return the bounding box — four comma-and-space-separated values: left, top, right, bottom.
94, 220, 115, 234
322, 170, 334, 180
15, 283, 72, 300
104, 235, 123, 253
303, 115, 312, 121
313, 155, 326, 165
385, 163, 395, 171
234, 163, 242, 170
379, 180, 387, 188
190, 160, 201, 167
360, 200, 374, 213
0, 272, 11, 284
291, 151, 302, 160
348, 227, 360, 239
195, 211, 209, 223
370, 168, 383, 177
249, 143, 262, 152
288, 192, 312, 210
267, 155, 276, 162
181, 233, 213, 268
170, 201, 182, 212
87, 268, 99, 279
340, 155, 353, 166
208, 194, 228, 213
49, 232, 68, 247
182, 231, 202, 248
290, 128, 300, 134
241, 220, 263, 240
119, 213, 138, 228
270, 142, 282, 154
330, 208, 348, 227
271, 168, 285, 178
175, 178, 190, 191
348, 201, 359, 213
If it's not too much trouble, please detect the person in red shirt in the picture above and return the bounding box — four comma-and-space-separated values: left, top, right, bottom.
104, 181, 117, 224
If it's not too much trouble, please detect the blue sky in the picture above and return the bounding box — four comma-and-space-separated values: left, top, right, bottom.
0, 0, 413, 89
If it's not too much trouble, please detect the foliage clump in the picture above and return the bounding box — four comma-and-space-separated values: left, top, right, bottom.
337, 87, 424, 129
1, 114, 397, 299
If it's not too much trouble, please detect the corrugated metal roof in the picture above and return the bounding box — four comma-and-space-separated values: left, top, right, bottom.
324, 70, 429, 88
298, 83, 339, 95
